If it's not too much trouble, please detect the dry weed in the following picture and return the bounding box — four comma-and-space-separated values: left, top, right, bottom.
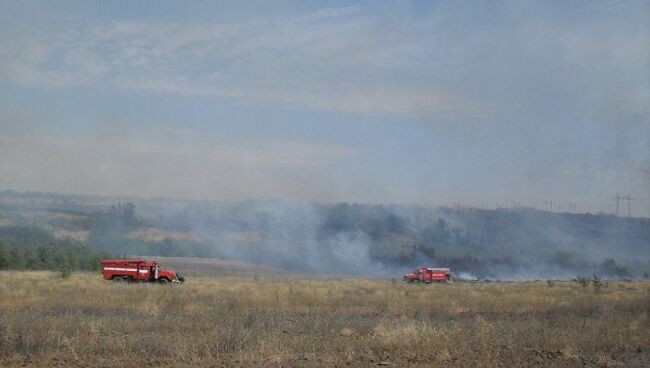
0, 271, 648, 367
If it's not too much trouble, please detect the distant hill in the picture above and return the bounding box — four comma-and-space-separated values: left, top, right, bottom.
0, 189, 648, 279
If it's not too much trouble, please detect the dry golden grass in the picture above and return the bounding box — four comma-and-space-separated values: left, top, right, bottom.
154, 256, 291, 277
0, 271, 648, 367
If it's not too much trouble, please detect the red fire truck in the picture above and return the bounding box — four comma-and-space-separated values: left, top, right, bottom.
101, 259, 185, 284
403, 267, 451, 283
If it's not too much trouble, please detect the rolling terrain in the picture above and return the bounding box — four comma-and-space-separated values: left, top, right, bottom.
1, 190, 649, 280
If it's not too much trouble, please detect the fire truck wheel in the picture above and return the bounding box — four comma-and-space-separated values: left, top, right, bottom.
112, 276, 124, 283
158, 278, 170, 284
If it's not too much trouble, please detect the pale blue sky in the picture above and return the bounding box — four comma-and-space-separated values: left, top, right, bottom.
1, 1, 649, 215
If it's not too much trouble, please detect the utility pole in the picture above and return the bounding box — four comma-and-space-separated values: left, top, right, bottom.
625, 195, 633, 217
614, 193, 621, 216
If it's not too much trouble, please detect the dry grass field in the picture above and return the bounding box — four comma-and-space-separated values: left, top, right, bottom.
153, 256, 292, 278
0, 271, 648, 367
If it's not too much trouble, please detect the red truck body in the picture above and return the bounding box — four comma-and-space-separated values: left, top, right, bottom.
101, 259, 184, 284
403, 267, 451, 283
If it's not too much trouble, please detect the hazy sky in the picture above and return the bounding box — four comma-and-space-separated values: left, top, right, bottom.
1, 1, 649, 215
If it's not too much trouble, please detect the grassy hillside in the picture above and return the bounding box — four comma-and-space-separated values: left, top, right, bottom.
1, 190, 649, 279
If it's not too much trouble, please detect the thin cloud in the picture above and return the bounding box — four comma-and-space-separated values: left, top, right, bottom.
0, 127, 370, 200
0, 6, 476, 117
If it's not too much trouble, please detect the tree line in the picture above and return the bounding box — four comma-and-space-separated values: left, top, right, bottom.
1, 199, 649, 278
0, 226, 109, 272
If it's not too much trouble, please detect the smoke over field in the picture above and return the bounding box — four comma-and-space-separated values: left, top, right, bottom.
141, 199, 650, 279
1, 190, 648, 280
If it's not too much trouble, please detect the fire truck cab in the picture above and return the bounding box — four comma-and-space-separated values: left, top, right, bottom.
101, 259, 185, 284
403, 267, 451, 284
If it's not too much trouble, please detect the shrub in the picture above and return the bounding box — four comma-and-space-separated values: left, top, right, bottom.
575, 276, 589, 288
59, 263, 72, 278
592, 274, 603, 294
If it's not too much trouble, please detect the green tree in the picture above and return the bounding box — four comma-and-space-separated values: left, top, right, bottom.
0, 241, 7, 269
7, 248, 24, 269
420, 244, 436, 261
423, 219, 450, 245
59, 262, 72, 278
